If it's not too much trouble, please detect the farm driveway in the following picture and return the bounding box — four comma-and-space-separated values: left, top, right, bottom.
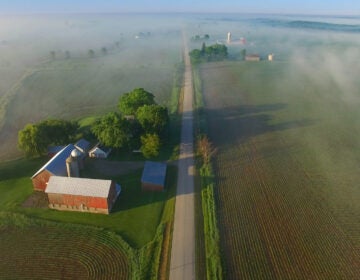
169, 33, 196, 280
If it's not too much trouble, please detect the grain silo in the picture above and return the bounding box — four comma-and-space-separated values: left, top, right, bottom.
66, 149, 81, 177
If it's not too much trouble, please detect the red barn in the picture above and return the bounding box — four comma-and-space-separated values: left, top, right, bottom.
31, 144, 79, 191
45, 176, 121, 214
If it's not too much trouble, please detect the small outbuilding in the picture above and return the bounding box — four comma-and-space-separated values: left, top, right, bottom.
32, 144, 80, 191
141, 161, 167, 191
45, 176, 121, 214
245, 54, 261, 61
89, 144, 112, 159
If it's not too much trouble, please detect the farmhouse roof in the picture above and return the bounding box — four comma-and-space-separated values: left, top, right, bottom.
45, 176, 116, 198
141, 161, 167, 186
74, 139, 90, 153
47, 145, 65, 155
31, 144, 78, 178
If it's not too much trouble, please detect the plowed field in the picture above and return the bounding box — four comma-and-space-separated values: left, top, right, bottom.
201, 61, 360, 279
0, 214, 130, 280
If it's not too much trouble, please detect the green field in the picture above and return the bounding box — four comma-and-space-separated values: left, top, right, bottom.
0, 32, 182, 160
200, 60, 360, 279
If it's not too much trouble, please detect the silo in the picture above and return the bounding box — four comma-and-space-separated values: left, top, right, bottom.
66, 149, 81, 177
227, 32, 231, 43
268, 53, 274, 61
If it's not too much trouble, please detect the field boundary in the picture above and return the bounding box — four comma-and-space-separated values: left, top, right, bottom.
192, 65, 223, 280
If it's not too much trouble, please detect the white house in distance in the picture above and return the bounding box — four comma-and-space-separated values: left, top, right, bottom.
89, 143, 112, 158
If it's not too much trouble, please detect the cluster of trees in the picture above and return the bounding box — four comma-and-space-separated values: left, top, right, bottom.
189, 43, 228, 64
191, 34, 210, 41
17, 88, 168, 159
18, 120, 78, 157
91, 88, 169, 158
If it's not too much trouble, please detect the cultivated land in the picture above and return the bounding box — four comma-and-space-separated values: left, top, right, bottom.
0, 19, 183, 277
201, 61, 360, 279
0, 32, 181, 160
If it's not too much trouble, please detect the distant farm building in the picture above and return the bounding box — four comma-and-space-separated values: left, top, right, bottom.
245, 54, 261, 61
227, 32, 231, 43
141, 161, 167, 191
89, 144, 112, 159
268, 53, 274, 61
45, 176, 121, 214
31, 144, 81, 191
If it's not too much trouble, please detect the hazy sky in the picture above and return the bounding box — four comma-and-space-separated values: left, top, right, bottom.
1, 0, 360, 15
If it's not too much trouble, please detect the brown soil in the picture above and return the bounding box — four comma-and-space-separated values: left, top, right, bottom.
22, 191, 49, 208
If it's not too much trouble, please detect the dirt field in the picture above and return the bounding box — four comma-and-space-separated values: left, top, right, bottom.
201, 61, 360, 279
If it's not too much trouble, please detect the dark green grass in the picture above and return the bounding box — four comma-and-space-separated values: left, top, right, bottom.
0, 158, 177, 248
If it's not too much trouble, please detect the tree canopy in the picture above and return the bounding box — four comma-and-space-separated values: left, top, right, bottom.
136, 104, 169, 135
141, 133, 160, 158
118, 88, 155, 115
189, 43, 228, 64
91, 112, 131, 149
18, 119, 78, 157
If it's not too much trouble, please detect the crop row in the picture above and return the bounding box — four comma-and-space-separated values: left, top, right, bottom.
213, 135, 359, 279
0, 215, 130, 279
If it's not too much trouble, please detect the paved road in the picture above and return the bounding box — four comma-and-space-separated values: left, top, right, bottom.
169, 33, 196, 280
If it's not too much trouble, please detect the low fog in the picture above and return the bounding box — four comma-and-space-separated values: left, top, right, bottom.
0, 13, 360, 160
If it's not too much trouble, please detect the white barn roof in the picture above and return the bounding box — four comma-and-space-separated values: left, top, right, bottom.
45, 176, 113, 198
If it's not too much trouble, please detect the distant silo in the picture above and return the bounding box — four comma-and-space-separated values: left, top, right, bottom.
268, 53, 274, 61
227, 32, 231, 43
66, 149, 81, 177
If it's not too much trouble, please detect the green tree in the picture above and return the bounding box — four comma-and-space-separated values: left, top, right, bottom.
91, 112, 131, 149
88, 49, 95, 58
136, 104, 169, 135
18, 119, 78, 157
118, 88, 155, 115
50, 51, 56, 60
241, 49, 247, 60
141, 133, 160, 158
39, 119, 78, 145
18, 124, 46, 157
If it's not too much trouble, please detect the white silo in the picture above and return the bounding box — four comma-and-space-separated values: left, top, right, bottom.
66, 149, 81, 177
268, 53, 274, 61
227, 32, 231, 43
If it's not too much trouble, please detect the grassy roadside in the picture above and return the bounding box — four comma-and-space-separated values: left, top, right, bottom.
192, 64, 223, 280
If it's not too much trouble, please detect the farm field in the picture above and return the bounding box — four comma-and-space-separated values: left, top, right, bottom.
200, 60, 360, 279
0, 15, 182, 161
0, 212, 130, 279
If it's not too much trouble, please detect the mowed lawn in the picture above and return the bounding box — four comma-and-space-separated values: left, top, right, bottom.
0, 157, 177, 248
200, 61, 360, 279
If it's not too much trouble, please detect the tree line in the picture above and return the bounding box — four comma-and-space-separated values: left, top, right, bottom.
18, 88, 169, 159
189, 43, 228, 64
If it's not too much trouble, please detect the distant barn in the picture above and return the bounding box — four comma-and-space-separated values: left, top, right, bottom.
141, 161, 167, 191
245, 54, 261, 61
31, 144, 79, 191
45, 176, 121, 214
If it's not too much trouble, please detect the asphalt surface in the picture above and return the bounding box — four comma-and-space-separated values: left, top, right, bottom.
169, 33, 196, 280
